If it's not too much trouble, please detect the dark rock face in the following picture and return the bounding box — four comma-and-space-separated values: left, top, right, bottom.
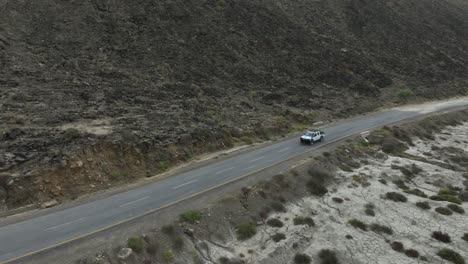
0, 0, 467, 210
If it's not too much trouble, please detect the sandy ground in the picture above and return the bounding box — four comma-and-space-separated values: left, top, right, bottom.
204, 123, 468, 264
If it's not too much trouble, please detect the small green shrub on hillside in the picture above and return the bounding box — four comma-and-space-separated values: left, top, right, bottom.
293, 216, 315, 227
318, 249, 340, 264
432, 231, 451, 243
294, 254, 311, 264
404, 188, 427, 198
236, 223, 257, 240
462, 233, 468, 242
391, 241, 404, 252
162, 250, 175, 262
162, 224, 175, 235
435, 207, 453, 216
437, 248, 465, 264
127, 236, 145, 253
370, 224, 393, 235
397, 89, 414, 100
447, 204, 465, 214
405, 249, 419, 258
266, 218, 284, 228
180, 210, 201, 223
385, 192, 408, 202
416, 201, 431, 210
348, 219, 368, 231
430, 195, 462, 204
272, 233, 286, 242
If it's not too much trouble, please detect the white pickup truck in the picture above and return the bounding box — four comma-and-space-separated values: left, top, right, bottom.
300, 130, 325, 145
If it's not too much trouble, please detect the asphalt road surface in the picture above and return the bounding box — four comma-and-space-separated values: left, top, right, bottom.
1, 98, 468, 263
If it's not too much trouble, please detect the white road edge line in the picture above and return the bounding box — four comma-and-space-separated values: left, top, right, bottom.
249, 156, 265, 163
44, 217, 88, 232
119, 196, 150, 208
215, 166, 235, 175
172, 180, 199, 189
278, 147, 291, 152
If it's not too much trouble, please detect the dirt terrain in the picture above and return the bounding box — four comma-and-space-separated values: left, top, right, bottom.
1, 0, 468, 211
79, 110, 468, 264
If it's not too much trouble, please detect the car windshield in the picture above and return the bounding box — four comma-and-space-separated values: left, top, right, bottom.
305, 131, 314, 136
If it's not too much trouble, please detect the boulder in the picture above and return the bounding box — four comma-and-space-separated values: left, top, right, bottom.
117, 247, 132, 260
41, 199, 58, 209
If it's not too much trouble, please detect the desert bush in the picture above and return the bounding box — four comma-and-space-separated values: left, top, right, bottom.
397, 89, 414, 100
447, 204, 465, 214
348, 219, 368, 231
236, 223, 257, 240
293, 216, 315, 227
435, 207, 453, 215
439, 189, 459, 196
430, 195, 462, 204
272, 233, 286, 242
318, 249, 339, 264
161, 224, 175, 235
364, 203, 376, 216
416, 201, 431, 210
382, 137, 407, 154
266, 218, 284, 228
385, 192, 408, 202
462, 233, 468, 242
405, 249, 419, 258
432, 231, 451, 243
332, 197, 344, 203
180, 210, 202, 224
370, 224, 393, 235
404, 189, 427, 198
437, 248, 465, 264
159, 160, 170, 171
393, 179, 409, 190
127, 236, 145, 253
270, 201, 286, 212
307, 180, 328, 196
391, 241, 404, 252
306, 167, 333, 196
294, 254, 311, 264
162, 250, 175, 262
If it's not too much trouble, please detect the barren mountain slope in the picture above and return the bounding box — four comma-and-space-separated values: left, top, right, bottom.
0, 0, 467, 210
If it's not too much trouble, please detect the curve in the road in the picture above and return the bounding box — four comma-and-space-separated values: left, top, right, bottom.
1, 98, 468, 263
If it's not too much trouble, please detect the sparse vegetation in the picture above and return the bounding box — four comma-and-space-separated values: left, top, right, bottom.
161, 224, 175, 235
416, 201, 431, 210
173, 237, 184, 251
180, 210, 202, 224
293, 216, 315, 227
348, 219, 368, 231
332, 197, 344, 203
404, 249, 419, 258
272, 233, 286, 242
318, 249, 340, 264
364, 203, 376, 216
430, 195, 462, 204
385, 192, 408, 202
462, 233, 468, 242
391, 241, 404, 252
127, 236, 145, 253
270, 201, 286, 212
397, 89, 414, 100
266, 218, 284, 228
162, 250, 175, 263
370, 223, 393, 235
435, 207, 453, 216
236, 223, 257, 240
294, 253, 311, 264
432, 231, 451, 243
447, 204, 465, 214
404, 188, 427, 198
437, 248, 465, 264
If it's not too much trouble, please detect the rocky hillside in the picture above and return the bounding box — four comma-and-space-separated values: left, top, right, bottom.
0, 0, 468, 210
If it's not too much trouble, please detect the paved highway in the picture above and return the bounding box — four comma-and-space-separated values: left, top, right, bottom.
1, 98, 468, 263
